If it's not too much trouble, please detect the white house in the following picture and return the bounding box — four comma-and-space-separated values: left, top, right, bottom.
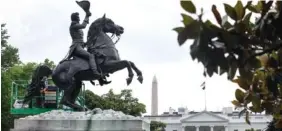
143, 107, 272, 131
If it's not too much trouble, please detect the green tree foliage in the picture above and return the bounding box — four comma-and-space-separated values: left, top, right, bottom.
41, 58, 56, 69
174, 0, 282, 127
1, 24, 20, 72
266, 119, 282, 131
85, 89, 146, 116
85, 90, 105, 109
1, 23, 57, 130
1, 23, 21, 130
150, 121, 166, 131
2, 62, 55, 130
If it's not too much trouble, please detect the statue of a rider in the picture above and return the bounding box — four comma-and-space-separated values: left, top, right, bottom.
60, 8, 110, 85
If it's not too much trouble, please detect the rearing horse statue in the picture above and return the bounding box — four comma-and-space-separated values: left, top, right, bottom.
41, 14, 143, 111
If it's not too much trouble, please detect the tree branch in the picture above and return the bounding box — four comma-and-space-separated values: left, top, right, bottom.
243, 43, 282, 66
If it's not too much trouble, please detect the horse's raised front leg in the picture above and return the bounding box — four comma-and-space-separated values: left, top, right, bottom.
102, 60, 134, 85
128, 61, 143, 84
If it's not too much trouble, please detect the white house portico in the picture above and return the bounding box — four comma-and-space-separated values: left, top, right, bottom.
180, 111, 229, 131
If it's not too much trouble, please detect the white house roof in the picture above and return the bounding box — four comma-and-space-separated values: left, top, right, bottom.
144, 110, 272, 125
227, 114, 272, 124
180, 111, 229, 123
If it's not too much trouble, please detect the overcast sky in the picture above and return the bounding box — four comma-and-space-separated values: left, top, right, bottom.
1, 0, 255, 115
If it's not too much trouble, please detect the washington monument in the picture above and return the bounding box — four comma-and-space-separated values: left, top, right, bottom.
151, 75, 158, 115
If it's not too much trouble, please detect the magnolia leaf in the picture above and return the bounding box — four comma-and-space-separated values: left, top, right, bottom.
242, 12, 252, 33
221, 15, 232, 29
239, 108, 247, 118
245, 111, 251, 125
255, 69, 265, 78
271, 51, 278, 60
235, 21, 248, 33
249, 106, 256, 112
224, 3, 237, 21
244, 91, 252, 101
247, 4, 260, 13
177, 20, 200, 46
212, 5, 222, 26
206, 64, 215, 77
273, 112, 281, 119
223, 22, 232, 30
232, 78, 249, 90
250, 106, 264, 113
227, 55, 237, 80
259, 54, 269, 67
181, 1, 196, 14
219, 67, 227, 75
222, 31, 240, 50
246, 1, 252, 7
231, 100, 243, 107
172, 27, 184, 33
235, 89, 245, 103
262, 100, 274, 114
264, 1, 274, 12
239, 68, 253, 83
277, 1, 282, 11
256, 1, 263, 11
243, 13, 252, 24
228, 65, 237, 80
234, 1, 245, 20
275, 119, 282, 128
181, 13, 194, 26
204, 20, 213, 27
252, 94, 261, 109
204, 20, 221, 34
278, 49, 282, 66
249, 57, 261, 69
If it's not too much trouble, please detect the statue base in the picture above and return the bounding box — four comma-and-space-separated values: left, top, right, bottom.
10, 109, 150, 131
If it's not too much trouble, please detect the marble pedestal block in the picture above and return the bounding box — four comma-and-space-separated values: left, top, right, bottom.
10, 109, 150, 131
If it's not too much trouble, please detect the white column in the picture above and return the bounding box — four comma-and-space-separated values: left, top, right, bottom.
196, 126, 200, 131
210, 126, 214, 131
182, 126, 185, 131
224, 126, 228, 131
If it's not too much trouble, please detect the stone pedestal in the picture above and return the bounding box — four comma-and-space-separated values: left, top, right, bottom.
10, 109, 150, 131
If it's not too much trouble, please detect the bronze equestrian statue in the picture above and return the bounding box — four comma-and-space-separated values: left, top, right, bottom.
60, 1, 110, 85
37, 1, 143, 111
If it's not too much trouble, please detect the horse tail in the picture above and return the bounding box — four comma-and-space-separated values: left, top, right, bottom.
22, 64, 52, 105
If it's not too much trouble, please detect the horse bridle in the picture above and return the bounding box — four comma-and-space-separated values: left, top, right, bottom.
111, 33, 121, 45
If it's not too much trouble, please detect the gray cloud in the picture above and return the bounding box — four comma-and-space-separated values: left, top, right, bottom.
3, 0, 190, 65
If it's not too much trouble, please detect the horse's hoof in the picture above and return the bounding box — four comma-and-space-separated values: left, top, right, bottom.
126, 78, 133, 85
137, 76, 143, 84
73, 105, 85, 112
90, 80, 95, 86
79, 107, 88, 112
84, 107, 89, 112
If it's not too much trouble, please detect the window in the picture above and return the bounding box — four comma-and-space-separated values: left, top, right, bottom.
234, 129, 238, 131
173, 130, 177, 131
